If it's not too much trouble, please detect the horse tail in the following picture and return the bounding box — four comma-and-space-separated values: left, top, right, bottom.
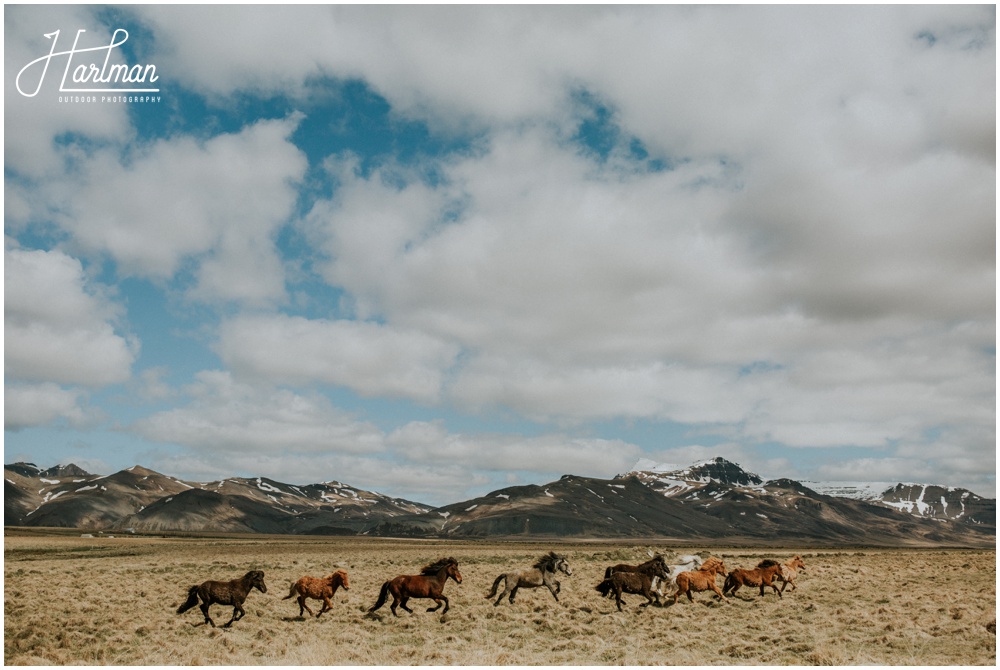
282, 581, 298, 600
595, 578, 613, 597
486, 574, 505, 599
368, 581, 390, 613
722, 573, 735, 595
176, 586, 199, 614
603, 567, 613, 579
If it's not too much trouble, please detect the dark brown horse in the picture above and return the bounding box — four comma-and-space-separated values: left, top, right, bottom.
368, 557, 462, 616
283, 570, 350, 618
596, 556, 671, 611
723, 559, 783, 598
599, 554, 670, 600
177, 570, 267, 627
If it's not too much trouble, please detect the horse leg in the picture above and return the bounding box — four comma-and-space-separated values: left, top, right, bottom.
494, 584, 509, 607
711, 583, 729, 602
547, 582, 560, 602
222, 603, 244, 628
298, 596, 314, 617
398, 596, 413, 614
508, 585, 519, 604
614, 586, 625, 612
317, 596, 333, 617
200, 601, 216, 627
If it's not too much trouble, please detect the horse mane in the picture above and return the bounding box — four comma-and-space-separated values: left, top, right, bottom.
756, 559, 781, 568
637, 555, 666, 570
533, 551, 563, 570
420, 557, 457, 575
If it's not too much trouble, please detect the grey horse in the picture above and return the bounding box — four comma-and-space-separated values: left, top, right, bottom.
486, 552, 572, 606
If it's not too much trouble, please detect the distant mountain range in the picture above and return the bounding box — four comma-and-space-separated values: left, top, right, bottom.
4, 457, 994, 547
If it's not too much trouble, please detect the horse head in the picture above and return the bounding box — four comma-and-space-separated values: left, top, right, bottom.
790, 556, 805, 570
557, 556, 572, 576
446, 559, 462, 584
335, 570, 350, 590
248, 570, 268, 593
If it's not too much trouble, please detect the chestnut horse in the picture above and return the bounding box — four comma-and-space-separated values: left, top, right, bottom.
486, 552, 572, 606
672, 557, 728, 604
176, 570, 267, 627
368, 557, 462, 616
283, 570, 350, 618
776, 555, 806, 593
722, 559, 783, 598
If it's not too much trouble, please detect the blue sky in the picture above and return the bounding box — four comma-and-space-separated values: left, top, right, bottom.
5, 5, 995, 506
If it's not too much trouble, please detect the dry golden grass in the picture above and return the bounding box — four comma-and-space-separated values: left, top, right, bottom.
4, 532, 995, 665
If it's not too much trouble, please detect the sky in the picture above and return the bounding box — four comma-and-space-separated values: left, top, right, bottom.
4, 5, 995, 506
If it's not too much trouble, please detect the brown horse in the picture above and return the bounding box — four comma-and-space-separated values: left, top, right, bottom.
776, 555, 806, 593
283, 570, 350, 618
176, 570, 267, 627
723, 559, 783, 598
672, 557, 728, 604
368, 557, 462, 616
596, 556, 671, 611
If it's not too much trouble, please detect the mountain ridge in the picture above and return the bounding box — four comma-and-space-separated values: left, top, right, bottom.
4, 458, 994, 546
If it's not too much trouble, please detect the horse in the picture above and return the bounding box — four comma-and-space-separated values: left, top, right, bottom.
486, 551, 572, 606
283, 570, 350, 618
775, 555, 806, 593
672, 557, 728, 604
722, 559, 784, 599
599, 553, 671, 600
368, 557, 462, 616
652, 554, 704, 599
596, 556, 671, 611
176, 570, 267, 627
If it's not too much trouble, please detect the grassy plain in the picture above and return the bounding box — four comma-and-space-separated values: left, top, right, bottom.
4, 530, 995, 665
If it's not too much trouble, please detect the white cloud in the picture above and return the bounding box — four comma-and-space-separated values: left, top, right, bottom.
5, 6, 133, 178
4, 383, 89, 431
217, 314, 459, 403
48, 116, 306, 304
387, 420, 641, 477
130, 370, 385, 455
5, 247, 137, 386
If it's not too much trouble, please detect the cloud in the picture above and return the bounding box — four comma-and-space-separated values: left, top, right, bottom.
130, 370, 385, 455
217, 314, 459, 403
5, 246, 137, 386
30, 115, 306, 305
4, 383, 90, 431
387, 420, 641, 477
5, 6, 133, 177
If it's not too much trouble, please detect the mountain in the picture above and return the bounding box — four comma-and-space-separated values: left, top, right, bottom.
620, 458, 994, 544
4, 463, 432, 534
368, 474, 738, 539
4, 458, 994, 546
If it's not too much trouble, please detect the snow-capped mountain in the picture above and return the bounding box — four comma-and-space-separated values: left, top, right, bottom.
4, 462, 432, 534
627, 457, 995, 526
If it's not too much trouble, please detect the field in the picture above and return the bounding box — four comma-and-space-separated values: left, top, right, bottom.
4, 530, 995, 665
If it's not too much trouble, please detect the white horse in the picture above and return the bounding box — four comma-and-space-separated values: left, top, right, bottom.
651, 554, 704, 599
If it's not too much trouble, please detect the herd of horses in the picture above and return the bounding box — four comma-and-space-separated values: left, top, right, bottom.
175, 551, 806, 627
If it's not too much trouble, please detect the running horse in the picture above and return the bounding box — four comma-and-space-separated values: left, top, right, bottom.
596, 555, 671, 611
368, 557, 462, 616
723, 559, 784, 599
176, 570, 268, 627
283, 570, 350, 618
672, 557, 728, 604
486, 551, 572, 606
775, 555, 806, 593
